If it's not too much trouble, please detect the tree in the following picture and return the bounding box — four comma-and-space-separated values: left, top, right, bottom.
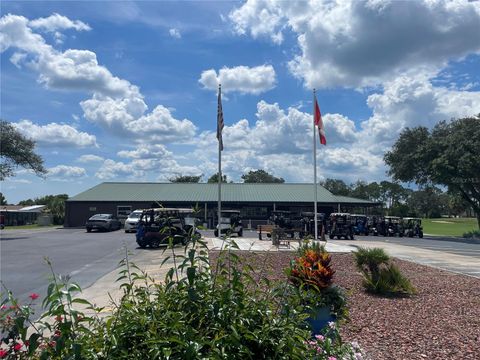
0, 120, 47, 180
0, 192, 7, 205
407, 186, 444, 218
241, 169, 284, 183
207, 172, 228, 183
320, 178, 351, 196
18, 194, 69, 224
168, 174, 203, 183
385, 115, 480, 228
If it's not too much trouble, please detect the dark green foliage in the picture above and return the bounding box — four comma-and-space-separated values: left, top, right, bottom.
384, 115, 480, 228
207, 172, 228, 183
0, 192, 7, 205
0, 120, 47, 180
168, 174, 203, 183
241, 169, 284, 183
353, 247, 415, 296
18, 194, 68, 225
463, 229, 480, 239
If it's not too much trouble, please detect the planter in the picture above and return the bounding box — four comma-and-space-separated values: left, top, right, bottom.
306, 306, 336, 335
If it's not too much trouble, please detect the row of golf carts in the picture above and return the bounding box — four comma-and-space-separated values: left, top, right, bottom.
348, 214, 424, 238
266, 211, 424, 240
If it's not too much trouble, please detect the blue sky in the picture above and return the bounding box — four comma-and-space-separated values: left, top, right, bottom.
1, 0, 480, 204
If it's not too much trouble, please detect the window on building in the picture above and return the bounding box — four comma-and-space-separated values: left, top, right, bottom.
117, 206, 132, 219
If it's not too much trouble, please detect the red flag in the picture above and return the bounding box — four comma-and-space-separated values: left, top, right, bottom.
314, 95, 326, 145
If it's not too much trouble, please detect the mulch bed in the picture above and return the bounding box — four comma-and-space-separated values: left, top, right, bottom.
209, 251, 480, 360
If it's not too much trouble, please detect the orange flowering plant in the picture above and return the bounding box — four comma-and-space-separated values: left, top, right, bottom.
287, 243, 348, 320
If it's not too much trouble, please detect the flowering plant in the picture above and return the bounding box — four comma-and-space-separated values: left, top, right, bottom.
305, 321, 364, 360
287, 243, 347, 319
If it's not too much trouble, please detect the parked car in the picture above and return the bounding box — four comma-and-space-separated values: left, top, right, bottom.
86, 214, 122, 232
124, 209, 143, 233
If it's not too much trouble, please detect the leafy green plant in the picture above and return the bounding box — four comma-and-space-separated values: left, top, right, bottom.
287, 243, 348, 321
0, 224, 361, 359
463, 229, 480, 239
354, 247, 416, 296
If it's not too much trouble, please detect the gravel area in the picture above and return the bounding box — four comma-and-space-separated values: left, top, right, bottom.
209, 251, 480, 360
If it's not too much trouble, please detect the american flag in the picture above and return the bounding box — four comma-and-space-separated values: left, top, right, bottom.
217, 85, 224, 151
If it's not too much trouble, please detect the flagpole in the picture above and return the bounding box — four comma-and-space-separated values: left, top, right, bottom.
217, 84, 222, 238
313, 89, 318, 241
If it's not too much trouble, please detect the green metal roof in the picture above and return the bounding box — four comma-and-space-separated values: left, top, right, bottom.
68, 182, 375, 205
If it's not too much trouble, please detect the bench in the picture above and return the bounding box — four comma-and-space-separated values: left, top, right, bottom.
257, 224, 277, 240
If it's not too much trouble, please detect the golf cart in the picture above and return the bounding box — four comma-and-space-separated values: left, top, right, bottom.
328, 213, 355, 240
403, 217, 423, 238
351, 214, 369, 235
214, 210, 243, 237
300, 212, 325, 239
136, 208, 198, 248
384, 216, 404, 237
269, 210, 305, 239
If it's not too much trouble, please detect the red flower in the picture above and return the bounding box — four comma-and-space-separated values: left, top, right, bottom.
0, 349, 7, 358
29, 293, 40, 300
14, 343, 22, 351
55, 315, 63, 322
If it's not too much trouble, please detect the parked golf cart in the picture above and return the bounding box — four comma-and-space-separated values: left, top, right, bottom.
268, 210, 305, 239
351, 214, 369, 235
403, 217, 424, 238
384, 216, 404, 237
214, 210, 243, 237
368, 216, 380, 236
136, 208, 198, 248
328, 213, 355, 240
300, 212, 325, 239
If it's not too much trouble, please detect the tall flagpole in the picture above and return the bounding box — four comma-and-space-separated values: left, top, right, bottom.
313, 89, 318, 240
217, 84, 222, 237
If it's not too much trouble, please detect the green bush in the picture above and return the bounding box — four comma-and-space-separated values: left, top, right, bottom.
463, 229, 480, 239
353, 247, 416, 296
0, 231, 363, 359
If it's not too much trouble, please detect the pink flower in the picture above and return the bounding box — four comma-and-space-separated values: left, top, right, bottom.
0, 349, 7, 358
29, 293, 40, 300
14, 343, 22, 351
315, 334, 325, 341
0, 305, 7, 310
328, 357, 337, 360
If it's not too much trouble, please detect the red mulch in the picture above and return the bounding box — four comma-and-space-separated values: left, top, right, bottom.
209, 251, 480, 360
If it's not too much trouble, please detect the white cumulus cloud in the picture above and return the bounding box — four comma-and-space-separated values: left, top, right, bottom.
0, 14, 197, 145
48, 165, 87, 179
199, 65, 276, 94
230, 0, 480, 89
14, 120, 97, 147
77, 154, 104, 163
29, 13, 91, 33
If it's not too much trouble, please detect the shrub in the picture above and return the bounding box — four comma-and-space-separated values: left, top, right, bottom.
463, 229, 480, 239
353, 247, 416, 296
287, 243, 348, 321
0, 231, 361, 359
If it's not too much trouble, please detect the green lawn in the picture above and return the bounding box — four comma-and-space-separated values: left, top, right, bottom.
1, 224, 58, 230
422, 218, 478, 236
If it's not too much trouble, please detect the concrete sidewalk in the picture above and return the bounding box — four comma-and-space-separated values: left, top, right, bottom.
78, 235, 479, 314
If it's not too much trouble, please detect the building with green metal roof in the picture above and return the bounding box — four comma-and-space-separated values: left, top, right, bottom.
65, 182, 378, 227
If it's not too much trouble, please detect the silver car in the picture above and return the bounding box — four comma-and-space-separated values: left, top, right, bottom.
124, 210, 143, 233
86, 214, 122, 232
